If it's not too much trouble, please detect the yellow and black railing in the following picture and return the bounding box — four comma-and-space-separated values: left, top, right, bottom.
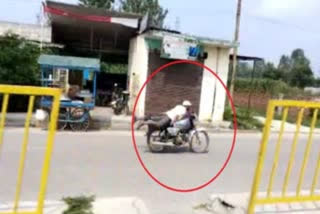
248, 100, 320, 213
0, 84, 61, 214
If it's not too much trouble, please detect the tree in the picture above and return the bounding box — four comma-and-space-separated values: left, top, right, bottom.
278, 55, 291, 82
263, 62, 281, 80
255, 60, 265, 78
120, 0, 168, 28
289, 49, 314, 88
314, 78, 320, 87
79, 0, 115, 10
0, 33, 41, 85
236, 62, 252, 78
0, 33, 55, 112
174, 16, 180, 31
290, 66, 314, 88
267, 49, 315, 88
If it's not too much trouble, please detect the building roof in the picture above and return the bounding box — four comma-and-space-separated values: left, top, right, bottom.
144, 30, 238, 48
46, 0, 142, 19
148, 26, 181, 35
229, 54, 264, 61
45, 0, 141, 29
38, 54, 100, 70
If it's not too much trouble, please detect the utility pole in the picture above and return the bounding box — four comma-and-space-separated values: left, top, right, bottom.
175, 16, 180, 31
229, 0, 242, 99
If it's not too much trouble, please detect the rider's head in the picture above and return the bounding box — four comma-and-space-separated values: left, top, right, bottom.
182, 100, 192, 111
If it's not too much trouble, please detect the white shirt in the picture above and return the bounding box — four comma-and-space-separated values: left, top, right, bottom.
166, 105, 187, 121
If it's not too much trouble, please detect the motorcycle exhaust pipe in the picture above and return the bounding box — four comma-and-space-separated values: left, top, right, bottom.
151, 141, 188, 147
151, 141, 175, 147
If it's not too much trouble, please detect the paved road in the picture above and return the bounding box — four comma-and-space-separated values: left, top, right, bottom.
1, 129, 320, 214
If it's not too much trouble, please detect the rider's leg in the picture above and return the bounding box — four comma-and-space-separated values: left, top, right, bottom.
134, 116, 145, 122
136, 115, 171, 130
134, 113, 166, 123
136, 120, 160, 130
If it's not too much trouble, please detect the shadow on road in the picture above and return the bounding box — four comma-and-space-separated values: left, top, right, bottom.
137, 145, 209, 154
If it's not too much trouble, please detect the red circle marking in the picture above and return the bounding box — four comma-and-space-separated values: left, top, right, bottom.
131, 60, 238, 192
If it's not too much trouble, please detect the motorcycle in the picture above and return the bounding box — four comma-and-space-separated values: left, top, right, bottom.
110, 90, 130, 115
140, 114, 210, 153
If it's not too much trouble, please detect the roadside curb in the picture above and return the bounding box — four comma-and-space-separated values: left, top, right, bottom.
0, 197, 150, 214
193, 192, 320, 213
5, 113, 320, 135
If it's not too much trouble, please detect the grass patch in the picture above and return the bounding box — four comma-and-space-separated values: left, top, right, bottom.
254, 107, 320, 129
62, 195, 95, 214
273, 110, 320, 128
233, 78, 310, 97
224, 106, 264, 130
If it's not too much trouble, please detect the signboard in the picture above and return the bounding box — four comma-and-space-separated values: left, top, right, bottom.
161, 35, 200, 60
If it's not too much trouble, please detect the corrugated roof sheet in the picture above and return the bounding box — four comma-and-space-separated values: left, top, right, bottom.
38, 54, 100, 70
145, 30, 238, 48
229, 54, 263, 61
46, 0, 142, 19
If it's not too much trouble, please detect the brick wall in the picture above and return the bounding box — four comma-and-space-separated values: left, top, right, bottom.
145, 51, 203, 115
233, 91, 271, 113
234, 91, 315, 118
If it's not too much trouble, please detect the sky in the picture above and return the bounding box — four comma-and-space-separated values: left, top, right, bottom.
0, 0, 319, 75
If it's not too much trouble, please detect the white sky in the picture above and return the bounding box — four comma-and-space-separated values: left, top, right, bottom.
0, 0, 319, 74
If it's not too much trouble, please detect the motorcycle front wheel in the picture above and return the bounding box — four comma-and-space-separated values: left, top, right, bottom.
147, 129, 165, 153
190, 130, 209, 153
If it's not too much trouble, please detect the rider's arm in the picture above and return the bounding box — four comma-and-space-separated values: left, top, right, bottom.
180, 113, 190, 120
173, 106, 188, 122
171, 115, 178, 123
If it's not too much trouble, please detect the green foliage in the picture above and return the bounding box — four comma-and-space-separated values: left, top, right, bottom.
79, 0, 115, 9
234, 78, 306, 97
0, 33, 39, 85
0, 32, 54, 86
313, 78, 320, 87
273, 109, 320, 129
286, 49, 314, 88
233, 62, 252, 78
229, 60, 265, 80
101, 62, 127, 74
62, 195, 95, 214
78, 0, 168, 28
223, 106, 233, 122
278, 55, 291, 82
290, 68, 314, 88
262, 62, 282, 80
0, 33, 56, 112
120, 0, 168, 27
265, 49, 314, 88
224, 106, 263, 130
233, 49, 315, 89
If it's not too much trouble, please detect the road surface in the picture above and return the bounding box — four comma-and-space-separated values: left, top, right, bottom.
1, 129, 319, 213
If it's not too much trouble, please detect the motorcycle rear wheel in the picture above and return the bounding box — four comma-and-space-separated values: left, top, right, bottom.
190, 130, 209, 153
113, 107, 122, 115
147, 129, 165, 153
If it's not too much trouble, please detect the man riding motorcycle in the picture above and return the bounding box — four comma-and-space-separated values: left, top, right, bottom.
135, 100, 193, 130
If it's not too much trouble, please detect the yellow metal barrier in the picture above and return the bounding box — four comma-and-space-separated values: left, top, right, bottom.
0, 84, 61, 214
248, 100, 320, 213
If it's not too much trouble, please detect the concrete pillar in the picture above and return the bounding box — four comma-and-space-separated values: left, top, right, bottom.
127, 35, 149, 117
199, 47, 218, 121
211, 48, 230, 121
